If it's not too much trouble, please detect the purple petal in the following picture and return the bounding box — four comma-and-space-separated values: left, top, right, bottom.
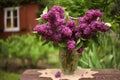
55, 71, 61, 78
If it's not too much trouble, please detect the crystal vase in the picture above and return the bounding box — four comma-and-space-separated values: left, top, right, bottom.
59, 48, 78, 75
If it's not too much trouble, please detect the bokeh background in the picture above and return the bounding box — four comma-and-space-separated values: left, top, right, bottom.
0, 0, 120, 80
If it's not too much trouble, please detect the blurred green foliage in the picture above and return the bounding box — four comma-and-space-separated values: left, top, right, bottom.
0, 69, 19, 80
53, 0, 113, 17
79, 31, 120, 69
0, 34, 59, 67
0, 32, 120, 69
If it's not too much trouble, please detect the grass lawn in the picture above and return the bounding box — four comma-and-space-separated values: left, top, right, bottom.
0, 69, 20, 80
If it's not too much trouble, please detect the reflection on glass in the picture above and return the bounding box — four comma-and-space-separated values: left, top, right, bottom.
7, 11, 10, 17
13, 18, 17, 27
7, 19, 11, 28
13, 10, 17, 17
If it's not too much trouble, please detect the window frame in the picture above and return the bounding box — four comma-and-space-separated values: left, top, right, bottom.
4, 7, 20, 32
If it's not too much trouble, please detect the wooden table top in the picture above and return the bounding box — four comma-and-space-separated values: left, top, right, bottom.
20, 69, 120, 80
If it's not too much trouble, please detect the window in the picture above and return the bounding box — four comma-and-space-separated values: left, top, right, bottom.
4, 7, 20, 32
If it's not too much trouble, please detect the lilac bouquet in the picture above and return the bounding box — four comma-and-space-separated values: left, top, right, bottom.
34, 6, 110, 75
34, 6, 109, 55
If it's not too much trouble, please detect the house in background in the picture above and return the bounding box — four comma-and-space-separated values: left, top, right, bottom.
0, 1, 42, 39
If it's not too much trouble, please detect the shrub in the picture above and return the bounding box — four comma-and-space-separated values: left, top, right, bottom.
0, 34, 59, 67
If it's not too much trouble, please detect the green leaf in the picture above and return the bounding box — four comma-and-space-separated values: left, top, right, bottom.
42, 6, 48, 15
34, 33, 40, 40
75, 20, 79, 26
32, 31, 37, 34
77, 39, 81, 44
58, 42, 66, 48
92, 36, 100, 45
65, 11, 69, 22
35, 17, 43, 24
83, 40, 90, 47
42, 41, 49, 46
79, 59, 89, 66
76, 40, 83, 50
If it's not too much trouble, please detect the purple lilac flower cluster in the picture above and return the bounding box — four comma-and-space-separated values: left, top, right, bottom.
34, 6, 109, 55
77, 9, 109, 39
34, 6, 65, 45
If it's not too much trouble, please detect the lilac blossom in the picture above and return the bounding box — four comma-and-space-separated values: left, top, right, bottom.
60, 26, 72, 37
90, 21, 109, 32
85, 9, 103, 21
41, 6, 65, 27
34, 24, 48, 35
53, 33, 62, 45
75, 32, 81, 39
89, 21, 98, 32
96, 21, 109, 32
77, 17, 86, 23
83, 27, 91, 35
79, 23, 88, 30
67, 40, 76, 51
76, 9, 109, 40
41, 14, 49, 21
55, 71, 61, 78
34, 6, 110, 52
66, 18, 75, 28
50, 6, 65, 18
